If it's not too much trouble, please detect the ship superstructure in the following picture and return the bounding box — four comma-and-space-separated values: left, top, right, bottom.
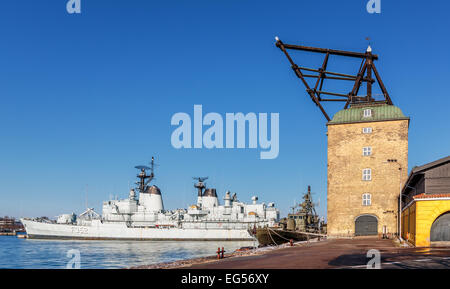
254, 186, 326, 246
21, 158, 279, 240
284, 186, 324, 232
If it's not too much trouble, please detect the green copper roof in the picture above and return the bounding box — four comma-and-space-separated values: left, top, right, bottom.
328, 104, 409, 125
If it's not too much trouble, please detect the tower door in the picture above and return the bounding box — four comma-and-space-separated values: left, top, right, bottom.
355, 215, 378, 236
430, 212, 450, 242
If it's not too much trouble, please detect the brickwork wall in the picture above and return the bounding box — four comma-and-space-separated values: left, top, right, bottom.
327, 119, 409, 237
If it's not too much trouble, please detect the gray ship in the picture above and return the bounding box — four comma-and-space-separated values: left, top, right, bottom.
22, 158, 280, 240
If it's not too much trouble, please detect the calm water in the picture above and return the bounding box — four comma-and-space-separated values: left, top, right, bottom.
0, 236, 255, 269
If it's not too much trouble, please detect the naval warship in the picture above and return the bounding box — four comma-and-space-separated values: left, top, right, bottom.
253, 186, 326, 246
21, 158, 280, 240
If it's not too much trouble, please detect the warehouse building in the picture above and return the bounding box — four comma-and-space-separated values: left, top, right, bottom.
401, 156, 450, 247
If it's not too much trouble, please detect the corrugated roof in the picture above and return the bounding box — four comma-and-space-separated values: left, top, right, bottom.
328, 104, 409, 125
401, 155, 450, 196
411, 155, 450, 174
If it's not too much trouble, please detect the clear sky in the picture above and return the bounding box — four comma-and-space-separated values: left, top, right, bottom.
0, 0, 449, 219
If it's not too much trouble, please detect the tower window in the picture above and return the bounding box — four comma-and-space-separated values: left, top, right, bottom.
363, 127, 373, 134
363, 109, 372, 118
363, 147, 372, 156
362, 193, 372, 206
362, 168, 372, 181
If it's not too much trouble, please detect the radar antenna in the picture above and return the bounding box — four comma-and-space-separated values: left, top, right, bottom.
134, 157, 156, 193
193, 177, 208, 197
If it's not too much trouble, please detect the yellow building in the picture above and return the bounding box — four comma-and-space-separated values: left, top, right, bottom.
327, 103, 409, 237
401, 156, 450, 247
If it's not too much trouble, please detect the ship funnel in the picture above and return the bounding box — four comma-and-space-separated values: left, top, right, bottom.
141, 185, 164, 212
201, 188, 218, 208
146, 185, 161, 195
203, 188, 217, 197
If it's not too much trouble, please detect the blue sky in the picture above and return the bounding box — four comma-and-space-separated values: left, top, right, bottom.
0, 0, 449, 219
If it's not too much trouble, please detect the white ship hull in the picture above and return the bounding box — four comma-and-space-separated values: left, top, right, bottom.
20, 160, 279, 241
21, 219, 255, 241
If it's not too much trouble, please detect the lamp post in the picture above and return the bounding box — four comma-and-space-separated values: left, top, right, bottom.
386, 159, 403, 240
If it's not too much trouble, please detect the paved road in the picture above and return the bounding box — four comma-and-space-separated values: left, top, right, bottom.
187, 237, 450, 269
344, 256, 450, 269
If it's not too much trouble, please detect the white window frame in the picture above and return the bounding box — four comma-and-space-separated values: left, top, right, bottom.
363, 146, 372, 156
362, 193, 372, 206
363, 127, 373, 134
362, 168, 372, 181
363, 109, 372, 118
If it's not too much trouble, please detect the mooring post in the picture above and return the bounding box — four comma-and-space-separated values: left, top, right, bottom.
217, 247, 221, 259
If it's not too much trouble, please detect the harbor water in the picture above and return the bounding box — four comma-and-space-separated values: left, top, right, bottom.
0, 236, 255, 269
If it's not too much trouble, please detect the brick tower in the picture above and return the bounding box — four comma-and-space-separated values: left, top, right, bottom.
274, 38, 409, 237
327, 103, 409, 237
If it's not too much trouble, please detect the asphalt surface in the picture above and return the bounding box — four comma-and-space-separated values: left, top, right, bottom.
187, 237, 450, 269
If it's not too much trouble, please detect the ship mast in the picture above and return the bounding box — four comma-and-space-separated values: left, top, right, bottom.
134, 157, 155, 193
301, 185, 317, 217
193, 177, 208, 196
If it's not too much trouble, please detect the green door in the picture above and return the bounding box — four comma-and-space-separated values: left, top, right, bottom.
430, 212, 450, 242
355, 215, 378, 236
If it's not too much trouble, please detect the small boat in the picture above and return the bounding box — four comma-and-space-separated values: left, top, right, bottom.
252, 186, 327, 246
254, 227, 308, 246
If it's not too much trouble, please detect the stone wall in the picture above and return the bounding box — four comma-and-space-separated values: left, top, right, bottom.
327, 119, 409, 237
